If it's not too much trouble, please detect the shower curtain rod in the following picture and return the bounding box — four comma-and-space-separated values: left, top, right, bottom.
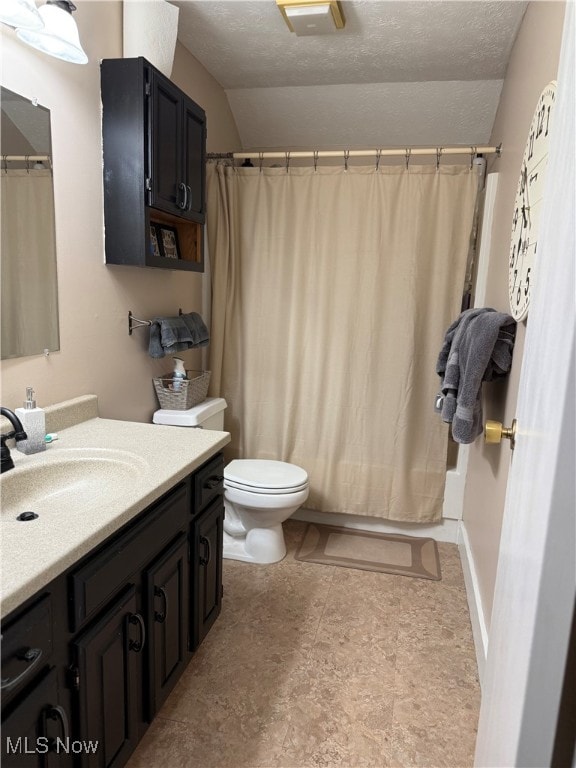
207, 144, 502, 162
2, 155, 51, 162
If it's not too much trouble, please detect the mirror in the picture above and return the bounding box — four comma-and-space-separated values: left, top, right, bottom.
1, 87, 59, 359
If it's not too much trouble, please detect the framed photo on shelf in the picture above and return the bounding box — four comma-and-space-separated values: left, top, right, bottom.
149, 224, 162, 259
158, 225, 181, 260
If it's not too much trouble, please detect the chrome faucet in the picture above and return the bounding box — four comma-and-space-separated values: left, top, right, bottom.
1, 408, 27, 474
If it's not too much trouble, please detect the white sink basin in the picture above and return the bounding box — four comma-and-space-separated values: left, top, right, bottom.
1, 448, 149, 521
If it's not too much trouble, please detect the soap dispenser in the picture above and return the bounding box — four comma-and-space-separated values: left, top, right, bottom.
15, 387, 46, 454
172, 357, 187, 392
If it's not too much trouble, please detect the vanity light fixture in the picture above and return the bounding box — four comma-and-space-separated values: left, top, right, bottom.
276, 0, 345, 36
16, 0, 88, 65
0, 0, 43, 30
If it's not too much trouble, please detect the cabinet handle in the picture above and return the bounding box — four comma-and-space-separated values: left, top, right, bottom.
186, 185, 192, 211
0, 647, 42, 691
203, 475, 223, 490
45, 704, 70, 743
154, 586, 167, 624
199, 535, 211, 566
128, 613, 146, 653
178, 182, 188, 211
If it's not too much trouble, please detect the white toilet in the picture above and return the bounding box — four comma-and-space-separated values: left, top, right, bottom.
153, 397, 309, 564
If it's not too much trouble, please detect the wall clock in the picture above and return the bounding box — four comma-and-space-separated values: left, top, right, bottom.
508, 80, 556, 321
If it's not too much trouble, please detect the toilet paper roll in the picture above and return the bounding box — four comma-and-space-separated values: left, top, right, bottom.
123, 0, 180, 78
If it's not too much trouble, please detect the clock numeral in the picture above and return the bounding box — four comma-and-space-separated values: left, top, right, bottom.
528, 131, 535, 161
545, 105, 551, 137
524, 268, 531, 296
520, 164, 527, 193
536, 104, 546, 139
517, 285, 522, 306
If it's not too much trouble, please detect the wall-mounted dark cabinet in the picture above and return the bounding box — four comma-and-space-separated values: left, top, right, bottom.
1, 454, 224, 768
101, 57, 206, 271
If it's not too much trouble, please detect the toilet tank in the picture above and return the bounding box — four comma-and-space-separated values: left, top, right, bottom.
153, 397, 227, 430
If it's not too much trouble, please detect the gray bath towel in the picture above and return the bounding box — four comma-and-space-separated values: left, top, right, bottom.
148, 313, 210, 358
436, 308, 516, 444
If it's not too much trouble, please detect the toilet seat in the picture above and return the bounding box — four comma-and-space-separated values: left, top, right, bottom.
224, 459, 309, 495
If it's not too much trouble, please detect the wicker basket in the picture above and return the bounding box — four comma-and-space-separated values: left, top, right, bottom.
153, 370, 211, 410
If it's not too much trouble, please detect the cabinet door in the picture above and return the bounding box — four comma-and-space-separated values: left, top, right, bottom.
73, 586, 142, 768
182, 99, 206, 222
191, 497, 224, 650
145, 533, 189, 719
149, 71, 184, 216
1, 668, 71, 768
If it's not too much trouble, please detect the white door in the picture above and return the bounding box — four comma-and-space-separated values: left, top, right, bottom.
474, 6, 575, 767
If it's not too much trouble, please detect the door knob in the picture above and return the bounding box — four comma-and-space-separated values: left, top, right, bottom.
484, 418, 517, 450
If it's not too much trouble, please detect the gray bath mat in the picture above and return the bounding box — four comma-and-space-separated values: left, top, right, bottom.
295, 523, 441, 580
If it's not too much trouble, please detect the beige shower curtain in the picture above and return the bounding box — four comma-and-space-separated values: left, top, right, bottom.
207, 163, 478, 522
1, 169, 59, 358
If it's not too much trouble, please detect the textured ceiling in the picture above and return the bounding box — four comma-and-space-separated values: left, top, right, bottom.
173, 0, 528, 150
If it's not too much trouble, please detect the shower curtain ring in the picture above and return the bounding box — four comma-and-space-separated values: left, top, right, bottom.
405, 148, 411, 170
343, 150, 350, 171
313, 150, 319, 172
258, 152, 263, 173
285, 151, 290, 173
436, 147, 443, 171
2, 155, 7, 173
375, 149, 382, 171
469, 146, 477, 170
25, 155, 30, 173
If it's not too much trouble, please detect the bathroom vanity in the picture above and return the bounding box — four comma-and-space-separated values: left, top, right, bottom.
0, 397, 229, 767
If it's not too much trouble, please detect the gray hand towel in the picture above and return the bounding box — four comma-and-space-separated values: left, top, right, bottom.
148, 313, 210, 358
181, 312, 210, 347
436, 309, 516, 444
149, 316, 195, 358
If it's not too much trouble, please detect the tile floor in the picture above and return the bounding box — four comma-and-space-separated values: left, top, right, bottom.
127, 521, 480, 768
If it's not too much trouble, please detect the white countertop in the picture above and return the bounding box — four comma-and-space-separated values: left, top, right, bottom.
0, 417, 230, 618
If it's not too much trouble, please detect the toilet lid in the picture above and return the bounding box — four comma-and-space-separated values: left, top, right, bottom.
224, 459, 308, 494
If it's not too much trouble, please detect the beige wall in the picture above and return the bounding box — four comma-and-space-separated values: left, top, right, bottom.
0, 1, 240, 423
462, 1, 566, 630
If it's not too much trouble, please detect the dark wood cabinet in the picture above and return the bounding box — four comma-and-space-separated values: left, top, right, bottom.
145, 533, 189, 719
101, 57, 206, 271
191, 453, 224, 651
192, 498, 224, 650
73, 587, 141, 768
1, 455, 224, 768
1, 668, 71, 768
149, 70, 205, 222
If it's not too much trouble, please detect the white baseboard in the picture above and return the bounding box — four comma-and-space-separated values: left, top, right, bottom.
458, 520, 489, 686
291, 508, 461, 544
